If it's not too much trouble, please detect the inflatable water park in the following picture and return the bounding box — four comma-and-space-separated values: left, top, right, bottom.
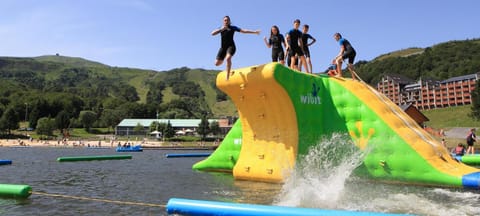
193, 62, 480, 188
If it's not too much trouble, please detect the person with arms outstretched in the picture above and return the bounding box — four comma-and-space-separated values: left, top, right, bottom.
263, 25, 286, 65
212, 16, 260, 80
285, 19, 309, 73
301, 24, 316, 73
333, 32, 357, 79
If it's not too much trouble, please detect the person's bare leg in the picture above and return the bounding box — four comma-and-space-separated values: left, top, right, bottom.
348, 63, 357, 80
290, 56, 296, 70
225, 54, 232, 81
335, 58, 343, 77
307, 57, 313, 73
300, 56, 309, 73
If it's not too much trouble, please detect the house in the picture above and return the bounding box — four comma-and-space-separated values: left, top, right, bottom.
399, 104, 429, 126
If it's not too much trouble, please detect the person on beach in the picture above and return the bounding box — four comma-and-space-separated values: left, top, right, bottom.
285, 19, 309, 73
466, 128, 477, 154
333, 32, 357, 79
301, 24, 316, 73
212, 15, 260, 81
263, 25, 286, 65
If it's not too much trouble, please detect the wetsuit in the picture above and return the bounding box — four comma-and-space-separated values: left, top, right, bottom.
287, 29, 304, 57
216, 25, 241, 60
301, 33, 314, 58
339, 38, 356, 64
268, 34, 285, 62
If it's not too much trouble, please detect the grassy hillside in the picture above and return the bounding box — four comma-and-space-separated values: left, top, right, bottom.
34, 55, 107, 68
423, 105, 477, 128
373, 48, 424, 61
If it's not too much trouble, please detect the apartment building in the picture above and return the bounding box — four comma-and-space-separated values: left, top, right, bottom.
377, 72, 479, 110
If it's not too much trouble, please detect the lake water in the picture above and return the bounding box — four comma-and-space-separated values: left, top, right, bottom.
1, 142, 480, 216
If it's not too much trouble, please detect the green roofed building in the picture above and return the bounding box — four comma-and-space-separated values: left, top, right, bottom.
115, 118, 233, 136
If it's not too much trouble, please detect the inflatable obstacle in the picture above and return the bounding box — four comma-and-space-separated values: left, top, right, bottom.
454, 154, 480, 166
0, 160, 12, 165
194, 62, 480, 188
165, 153, 211, 158
166, 198, 412, 216
57, 155, 132, 162
0, 184, 32, 198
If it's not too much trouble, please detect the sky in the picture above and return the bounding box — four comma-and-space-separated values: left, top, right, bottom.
1, 0, 479, 72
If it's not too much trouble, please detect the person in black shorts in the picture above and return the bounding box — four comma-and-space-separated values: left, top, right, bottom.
466, 128, 477, 154
211, 16, 260, 80
285, 19, 309, 73
333, 32, 357, 80
263, 25, 286, 65
301, 24, 316, 73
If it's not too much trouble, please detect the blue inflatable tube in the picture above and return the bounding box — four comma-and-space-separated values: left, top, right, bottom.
0, 160, 12, 165
165, 153, 211, 158
166, 198, 413, 216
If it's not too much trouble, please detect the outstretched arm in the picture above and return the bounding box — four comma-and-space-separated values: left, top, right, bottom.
240, 29, 260, 35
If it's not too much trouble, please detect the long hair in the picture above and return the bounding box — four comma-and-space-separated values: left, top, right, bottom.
270, 25, 280, 40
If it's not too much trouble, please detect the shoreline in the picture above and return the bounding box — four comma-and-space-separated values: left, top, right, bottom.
0, 138, 218, 150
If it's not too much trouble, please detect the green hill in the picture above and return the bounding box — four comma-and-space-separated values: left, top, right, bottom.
356, 38, 480, 85
0, 38, 478, 133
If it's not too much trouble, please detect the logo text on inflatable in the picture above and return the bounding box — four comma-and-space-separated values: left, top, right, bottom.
300, 82, 321, 105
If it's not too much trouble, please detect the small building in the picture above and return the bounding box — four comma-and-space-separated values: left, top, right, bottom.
399, 104, 429, 126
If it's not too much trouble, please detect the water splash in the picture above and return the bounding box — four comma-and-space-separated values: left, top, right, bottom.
274, 133, 366, 209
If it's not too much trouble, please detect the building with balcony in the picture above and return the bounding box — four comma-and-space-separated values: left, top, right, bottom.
377, 72, 479, 110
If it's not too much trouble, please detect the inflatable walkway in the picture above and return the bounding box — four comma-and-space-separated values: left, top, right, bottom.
193, 63, 480, 188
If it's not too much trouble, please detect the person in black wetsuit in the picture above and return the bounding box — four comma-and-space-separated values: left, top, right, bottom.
285, 19, 309, 73
211, 16, 260, 80
263, 25, 286, 65
333, 32, 357, 79
301, 24, 316, 73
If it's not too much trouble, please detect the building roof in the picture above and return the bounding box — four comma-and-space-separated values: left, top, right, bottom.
117, 119, 218, 128
440, 73, 479, 84
384, 73, 415, 85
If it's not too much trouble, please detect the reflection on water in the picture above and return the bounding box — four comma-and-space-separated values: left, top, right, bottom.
1, 140, 480, 215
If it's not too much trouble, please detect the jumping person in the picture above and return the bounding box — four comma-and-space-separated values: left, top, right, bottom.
301, 24, 316, 73
212, 16, 260, 81
285, 19, 309, 73
333, 32, 357, 79
263, 25, 286, 65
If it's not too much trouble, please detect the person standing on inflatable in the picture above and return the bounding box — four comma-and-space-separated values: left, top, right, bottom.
263, 25, 286, 65
333, 33, 357, 80
301, 24, 316, 73
466, 128, 477, 154
285, 19, 309, 73
212, 16, 260, 81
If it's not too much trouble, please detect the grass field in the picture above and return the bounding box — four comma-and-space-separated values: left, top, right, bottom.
423, 105, 477, 129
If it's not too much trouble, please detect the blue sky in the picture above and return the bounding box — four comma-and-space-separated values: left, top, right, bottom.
1, 0, 479, 72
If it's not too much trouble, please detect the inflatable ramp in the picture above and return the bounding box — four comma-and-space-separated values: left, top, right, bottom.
194, 63, 480, 188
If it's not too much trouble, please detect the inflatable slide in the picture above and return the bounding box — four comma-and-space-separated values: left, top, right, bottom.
193, 63, 480, 188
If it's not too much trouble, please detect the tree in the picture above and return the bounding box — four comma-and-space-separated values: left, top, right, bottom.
55, 110, 71, 131
164, 121, 175, 138
36, 117, 56, 137
197, 117, 210, 141
100, 109, 122, 133
79, 110, 97, 132
133, 123, 145, 136
209, 121, 221, 135
470, 80, 480, 121
0, 107, 20, 134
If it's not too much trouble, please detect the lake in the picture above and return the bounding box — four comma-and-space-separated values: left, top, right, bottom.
0, 146, 479, 216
